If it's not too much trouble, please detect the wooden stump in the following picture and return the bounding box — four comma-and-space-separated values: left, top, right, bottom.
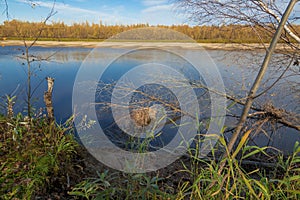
44, 77, 54, 122
6, 95, 15, 119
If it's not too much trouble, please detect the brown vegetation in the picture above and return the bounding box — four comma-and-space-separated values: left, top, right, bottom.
131, 107, 157, 127
1, 20, 300, 42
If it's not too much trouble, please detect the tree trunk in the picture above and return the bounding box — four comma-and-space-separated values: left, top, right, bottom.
218, 0, 298, 175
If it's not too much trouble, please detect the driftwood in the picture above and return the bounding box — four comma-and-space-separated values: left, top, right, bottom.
44, 77, 54, 122
229, 96, 300, 131
193, 82, 300, 131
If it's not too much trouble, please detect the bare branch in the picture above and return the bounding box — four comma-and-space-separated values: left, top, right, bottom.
174, 0, 300, 45
257, 0, 300, 43
218, 0, 298, 175
27, 0, 57, 49
3, 0, 8, 18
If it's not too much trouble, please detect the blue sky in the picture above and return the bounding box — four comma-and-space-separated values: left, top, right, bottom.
1, 1, 299, 26
0, 0, 186, 25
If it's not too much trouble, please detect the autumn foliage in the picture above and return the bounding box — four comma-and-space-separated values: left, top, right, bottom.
1, 20, 299, 43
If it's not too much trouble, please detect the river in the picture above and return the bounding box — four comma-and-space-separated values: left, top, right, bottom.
0, 45, 299, 154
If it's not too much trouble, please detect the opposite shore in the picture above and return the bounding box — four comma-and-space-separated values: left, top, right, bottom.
1, 40, 298, 50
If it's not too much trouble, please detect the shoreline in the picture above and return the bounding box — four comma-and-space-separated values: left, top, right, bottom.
0, 40, 296, 50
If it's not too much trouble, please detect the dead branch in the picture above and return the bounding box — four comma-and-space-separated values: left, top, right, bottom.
218, 0, 298, 175
191, 82, 300, 131
3, 0, 8, 18
256, 0, 300, 43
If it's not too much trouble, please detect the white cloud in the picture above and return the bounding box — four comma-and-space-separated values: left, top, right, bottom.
38, 1, 98, 15
142, 4, 173, 13
17, 0, 99, 15
12, 0, 182, 25
139, 1, 182, 25
15, 0, 127, 24
142, 0, 169, 6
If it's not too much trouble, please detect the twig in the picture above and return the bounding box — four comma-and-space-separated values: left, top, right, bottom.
3, 0, 9, 19
254, 55, 294, 99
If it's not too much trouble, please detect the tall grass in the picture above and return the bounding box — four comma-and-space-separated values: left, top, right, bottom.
0, 113, 78, 199
1, 112, 299, 199
69, 131, 300, 200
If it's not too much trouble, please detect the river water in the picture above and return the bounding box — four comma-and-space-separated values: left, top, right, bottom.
0, 45, 299, 154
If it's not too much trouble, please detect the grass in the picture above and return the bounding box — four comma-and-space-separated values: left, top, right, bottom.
66, 138, 300, 200
0, 113, 79, 199
0, 111, 299, 199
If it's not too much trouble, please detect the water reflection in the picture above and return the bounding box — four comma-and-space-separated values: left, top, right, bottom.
94, 48, 211, 152
0, 46, 299, 154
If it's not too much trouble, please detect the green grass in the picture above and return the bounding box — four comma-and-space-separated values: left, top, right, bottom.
68, 137, 300, 200
1, 111, 299, 199
0, 113, 79, 199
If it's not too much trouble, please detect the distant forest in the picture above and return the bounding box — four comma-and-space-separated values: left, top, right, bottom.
1, 20, 300, 43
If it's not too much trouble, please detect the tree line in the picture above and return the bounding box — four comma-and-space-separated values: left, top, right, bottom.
1, 20, 299, 43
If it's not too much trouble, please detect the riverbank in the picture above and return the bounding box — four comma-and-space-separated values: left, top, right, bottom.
1, 40, 297, 50
1, 113, 300, 199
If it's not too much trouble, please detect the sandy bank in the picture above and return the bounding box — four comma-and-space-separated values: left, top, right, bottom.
0, 40, 296, 50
